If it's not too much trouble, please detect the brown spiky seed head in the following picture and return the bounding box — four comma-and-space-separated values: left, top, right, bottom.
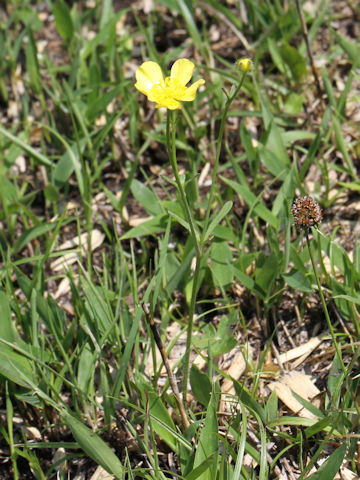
291, 196, 323, 230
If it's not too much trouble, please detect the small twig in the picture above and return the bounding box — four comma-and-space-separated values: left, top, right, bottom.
295, 0, 322, 98
142, 304, 190, 430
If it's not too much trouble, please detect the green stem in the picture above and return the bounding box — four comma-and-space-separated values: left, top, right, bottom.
201, 72, 246, 243
166, 111, 202, 405
166, 112, 201, 257
306, 232, 346, 375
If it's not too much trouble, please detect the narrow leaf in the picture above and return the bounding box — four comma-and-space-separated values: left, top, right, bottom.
305, 443, 347, 480
190, 365, 212, 407
62, 411, 124, 478
0, 125, 53, 167
120, 214, 168, 240
221, 176, 279, 230
204, 201, 233, 243
193, 393, 218, 480
0, 292, 15, 342
53, 0, 74, 42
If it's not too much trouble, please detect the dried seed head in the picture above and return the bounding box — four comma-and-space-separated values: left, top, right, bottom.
291, 196, 323, 230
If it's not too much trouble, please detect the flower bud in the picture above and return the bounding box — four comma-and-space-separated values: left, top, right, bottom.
237, 58, 253, 73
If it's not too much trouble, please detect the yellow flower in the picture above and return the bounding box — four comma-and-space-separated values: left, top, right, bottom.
135, 59, 205, 110
237, 58, 253, 73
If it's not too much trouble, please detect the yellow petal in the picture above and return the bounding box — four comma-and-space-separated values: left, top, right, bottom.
157, 98, 182, 110
177, 79, 205, 101
170, 59, 195, 86
135, 61, 164, 95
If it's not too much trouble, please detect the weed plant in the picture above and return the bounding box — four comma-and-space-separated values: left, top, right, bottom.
0, 0, 359, 479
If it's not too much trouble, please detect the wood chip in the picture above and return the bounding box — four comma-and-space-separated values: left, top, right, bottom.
336, 467, 357, 480
53, 276, 71, 299
198, 161, 211, 187
222, 345, 252, 393
278, 336, 323, 365
128, 216, 153, 227
268, 372, 321, 419
52, 447, 67, 473
90, 466, 115, 480
22, 426, 41, 440
50, 230, 104, 272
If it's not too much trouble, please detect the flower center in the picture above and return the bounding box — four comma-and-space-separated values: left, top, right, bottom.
150, 77, 187, 103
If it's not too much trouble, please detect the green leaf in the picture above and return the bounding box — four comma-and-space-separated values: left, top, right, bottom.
13, 223, 56, 254
260, 149, 288, 179
77, 344, 96, 393
203, 201, 233, 243
167, 247, 194, 294
0, 125, 53, 167
283, 92, 305, 114
332, 29, 360, 65
184, 454, 217, 480
281, 130, 315, 145
221, 176, 279, 230
157, 0, 180, 10
268, 38, 287, 75
167, 210, 200, 241
305, 417, 333, 438
305, 443, 347, 480
210, 240, 233, 289
100, 0, 114, 30
197, 317, 236, 357
255, 253, 279, 299
25, 30, 41, 93
112, 306, 143, 400
131, 179, 163, 216
282, 269, 313, 293
53, 0, 74, 42
265, 390, 278, 423
0, 343, 35, 388
175, 0, 204, 57
268, 416, 320, 428
82, 281, 114, 340
61, 411, 124, 478
233, 381, 266, 423
291, 391, 324, 419
0, 292, 15, 343
86, 86, 122, 123
280, 41, 307, 79
52, 138, 86, 188
44, 184, 59, 202
230, 264, 255, 291
190, 365, 212, 407
332, 115, 357, 179
80, 11, 128, 61
213, 316, 237, 356
193, 392, 219, 480
212, 225, 236, 242
15, 8, 43, 30
333, 294, 360, 306
327, 354, 344, 410
257, 87, 290, 166
120, 214, 168, 239
337, 181, 360, 193
148, 391, 177, 452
